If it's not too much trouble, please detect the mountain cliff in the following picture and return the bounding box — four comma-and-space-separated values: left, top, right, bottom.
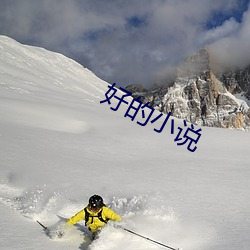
126, 49, 250, 130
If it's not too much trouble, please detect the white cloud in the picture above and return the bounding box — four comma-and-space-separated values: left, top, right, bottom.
0, 0, 249, 87
200, 18, 240, 45
209, 5, 250, 69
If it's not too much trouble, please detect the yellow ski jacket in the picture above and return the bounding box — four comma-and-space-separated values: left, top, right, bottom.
67, 206, 121, 233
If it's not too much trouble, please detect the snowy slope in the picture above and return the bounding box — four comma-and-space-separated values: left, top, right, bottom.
0, 36, 250, 250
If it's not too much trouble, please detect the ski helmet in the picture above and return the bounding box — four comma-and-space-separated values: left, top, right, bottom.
89, 195, 104, 210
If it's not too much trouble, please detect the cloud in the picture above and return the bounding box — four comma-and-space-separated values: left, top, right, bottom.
0, 0, 249, 87
200, 18, 240, 45
209, 4, 250, 69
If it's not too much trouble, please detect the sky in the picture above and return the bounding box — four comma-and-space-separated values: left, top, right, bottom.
0, 0, 249, 88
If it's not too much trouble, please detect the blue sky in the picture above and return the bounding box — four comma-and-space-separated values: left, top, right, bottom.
206, 0, 249, 28
0, 0, 249, 87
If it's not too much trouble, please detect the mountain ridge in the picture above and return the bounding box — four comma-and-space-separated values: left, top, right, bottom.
125, 49, 250, 130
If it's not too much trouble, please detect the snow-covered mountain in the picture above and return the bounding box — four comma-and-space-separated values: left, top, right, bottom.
126, 49, 250, 130
0, 36, 250, 250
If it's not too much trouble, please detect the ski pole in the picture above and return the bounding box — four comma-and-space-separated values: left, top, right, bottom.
122, 227, 180, 250
37, 220, 48, 231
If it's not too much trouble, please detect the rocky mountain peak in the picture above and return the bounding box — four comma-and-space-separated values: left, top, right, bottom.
177, 49, 210, 78
125, 49, 250, 130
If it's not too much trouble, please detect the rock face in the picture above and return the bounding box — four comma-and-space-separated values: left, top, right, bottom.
218, 66, 250, 100
124, 83, 146, 95
125, 49, 250, 130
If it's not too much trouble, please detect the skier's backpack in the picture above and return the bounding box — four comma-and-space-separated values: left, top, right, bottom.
84, 206, 109, 226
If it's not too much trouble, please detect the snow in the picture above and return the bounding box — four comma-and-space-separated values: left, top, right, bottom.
234, 93, 250, 107
0, 35, 250, 250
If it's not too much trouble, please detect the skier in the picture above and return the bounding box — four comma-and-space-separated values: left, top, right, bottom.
66, 194, 121, 239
